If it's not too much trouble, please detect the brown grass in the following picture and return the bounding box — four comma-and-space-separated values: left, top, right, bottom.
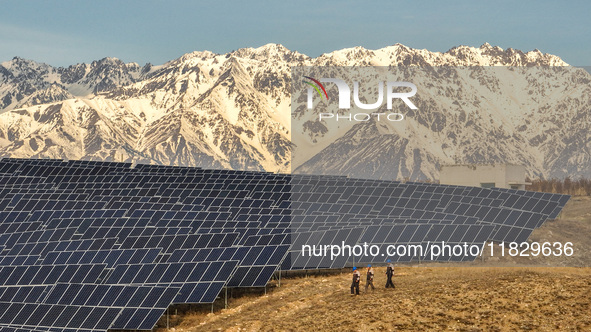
156, 198, 591, 331
158, 267, 591, 332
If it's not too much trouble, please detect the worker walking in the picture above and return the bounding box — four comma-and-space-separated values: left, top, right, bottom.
365, 264, 375, 292
385, 259, 395, 288
351, 267, 361, 295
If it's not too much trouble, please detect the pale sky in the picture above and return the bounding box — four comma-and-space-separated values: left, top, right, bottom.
1, 0, 589, 66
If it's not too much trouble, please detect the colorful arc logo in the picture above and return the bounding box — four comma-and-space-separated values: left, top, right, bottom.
303, 76, 329, 100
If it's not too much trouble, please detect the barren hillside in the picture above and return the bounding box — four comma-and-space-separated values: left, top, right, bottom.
157, 196, 591, 331
160, 266, 591, 332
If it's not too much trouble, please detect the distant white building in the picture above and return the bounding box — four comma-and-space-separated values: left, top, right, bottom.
439, 164, 531, 190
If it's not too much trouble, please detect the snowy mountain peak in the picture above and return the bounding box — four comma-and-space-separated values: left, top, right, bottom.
0, 44, 586, 180
445, 43, 568, 66
177, 50, 218, 64
231, 43, 309, 63
90, 57, 123, 66
15, 83, 74, 109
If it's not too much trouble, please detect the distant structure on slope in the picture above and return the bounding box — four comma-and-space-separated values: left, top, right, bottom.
440, 164, 531, 190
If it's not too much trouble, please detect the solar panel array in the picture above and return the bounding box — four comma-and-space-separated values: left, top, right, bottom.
0, 158, 569, 331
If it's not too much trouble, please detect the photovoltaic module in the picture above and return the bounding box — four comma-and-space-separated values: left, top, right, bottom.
0, 158, 569, 331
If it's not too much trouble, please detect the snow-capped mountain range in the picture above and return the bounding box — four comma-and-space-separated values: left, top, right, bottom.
0, 43, 589, 180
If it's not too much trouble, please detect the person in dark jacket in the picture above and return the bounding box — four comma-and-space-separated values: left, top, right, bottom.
385, 259, 395, 288
365, 264, 375, 292
351, 267, 361, 295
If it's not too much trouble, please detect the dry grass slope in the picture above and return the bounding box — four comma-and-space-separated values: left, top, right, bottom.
158, 197, 591, 331
162, 267, 591, 332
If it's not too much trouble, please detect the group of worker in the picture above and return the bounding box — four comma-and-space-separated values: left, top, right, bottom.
350, 259, 395, 295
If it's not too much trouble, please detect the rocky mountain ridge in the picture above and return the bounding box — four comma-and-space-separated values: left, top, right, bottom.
0, 43, 588, 179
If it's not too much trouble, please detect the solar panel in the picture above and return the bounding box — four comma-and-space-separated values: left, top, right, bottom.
0, 158, 571, 331
118, 233, 239, 253
41, 248, 161, 267
0, 255, 41, 266
285, 228, 363, 270
104, 261, 239, 285
172, 282, 226, 303
4, 238, 118, 257
0, 228, 78, 247
0, 285, 52, 303
0, 264, 106, 286
0, 326, 50, 332
0, 285, 177, 331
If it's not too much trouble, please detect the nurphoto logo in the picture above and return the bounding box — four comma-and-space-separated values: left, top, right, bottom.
304, 76, 418, 122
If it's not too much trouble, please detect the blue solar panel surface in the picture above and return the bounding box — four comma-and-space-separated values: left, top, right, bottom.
0, 158, 569, 331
